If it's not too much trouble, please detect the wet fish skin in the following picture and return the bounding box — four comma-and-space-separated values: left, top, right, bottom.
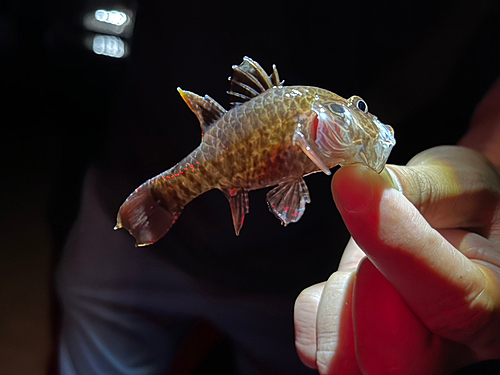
115, 58, 396, 246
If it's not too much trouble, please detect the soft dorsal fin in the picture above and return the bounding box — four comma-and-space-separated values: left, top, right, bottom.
178, 87, 227, 136
228, 57, 284, 108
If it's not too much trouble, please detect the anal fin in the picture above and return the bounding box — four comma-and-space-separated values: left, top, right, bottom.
222, 188, 249, 235
266, 179, 311, 226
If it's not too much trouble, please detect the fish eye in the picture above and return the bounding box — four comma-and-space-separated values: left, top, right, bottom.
356, 99, 367, 112
348, 96, 368, 113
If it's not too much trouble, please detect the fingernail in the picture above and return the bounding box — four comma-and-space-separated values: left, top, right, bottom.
380, 167, 403, 193
332, 166, 376, 213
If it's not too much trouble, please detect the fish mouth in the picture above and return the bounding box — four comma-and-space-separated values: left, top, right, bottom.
363, 119, 396, 173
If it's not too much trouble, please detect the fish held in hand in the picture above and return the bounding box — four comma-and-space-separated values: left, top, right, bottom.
115, 57, 396, 246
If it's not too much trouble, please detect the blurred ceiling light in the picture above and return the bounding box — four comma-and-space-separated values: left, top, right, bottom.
92, 35, 128, 58
95, 10, 127, 26
83, 8, 134, 37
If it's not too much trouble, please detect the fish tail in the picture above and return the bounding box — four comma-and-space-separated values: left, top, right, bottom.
115, 178, 187, 247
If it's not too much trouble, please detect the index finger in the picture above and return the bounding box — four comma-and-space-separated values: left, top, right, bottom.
383, 146, 500, 231
337, 146, 500, 273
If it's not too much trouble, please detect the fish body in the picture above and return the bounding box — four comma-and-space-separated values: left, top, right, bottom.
116, 57, 396, 246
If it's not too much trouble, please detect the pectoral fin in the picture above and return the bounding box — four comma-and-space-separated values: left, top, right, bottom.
293, 130, 331, 175
266, 179, 311, 226
222, 188, 250, 235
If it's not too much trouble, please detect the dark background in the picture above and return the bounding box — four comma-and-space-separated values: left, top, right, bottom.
1, 0, 500, 373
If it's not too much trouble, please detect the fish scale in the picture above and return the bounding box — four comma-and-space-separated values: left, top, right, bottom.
116, 57, 396, 246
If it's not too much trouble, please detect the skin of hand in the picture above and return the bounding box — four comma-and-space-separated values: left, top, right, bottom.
294, 79, 500, 375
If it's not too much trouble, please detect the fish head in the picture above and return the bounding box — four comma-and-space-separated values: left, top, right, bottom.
311, 94, 396, 173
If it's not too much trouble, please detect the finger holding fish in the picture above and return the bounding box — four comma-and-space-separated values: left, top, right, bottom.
295, 146, 500, 374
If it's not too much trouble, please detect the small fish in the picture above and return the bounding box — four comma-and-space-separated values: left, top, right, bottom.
115, 57, 396, 246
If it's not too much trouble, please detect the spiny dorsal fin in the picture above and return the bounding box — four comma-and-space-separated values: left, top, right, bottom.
228, 57, 284, 108
178, 87, 227, 136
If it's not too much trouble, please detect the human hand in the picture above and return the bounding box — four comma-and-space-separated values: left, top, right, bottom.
294, 146, 500, 374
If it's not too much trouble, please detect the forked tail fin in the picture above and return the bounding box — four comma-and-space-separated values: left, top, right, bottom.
115, 181, 184, 247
